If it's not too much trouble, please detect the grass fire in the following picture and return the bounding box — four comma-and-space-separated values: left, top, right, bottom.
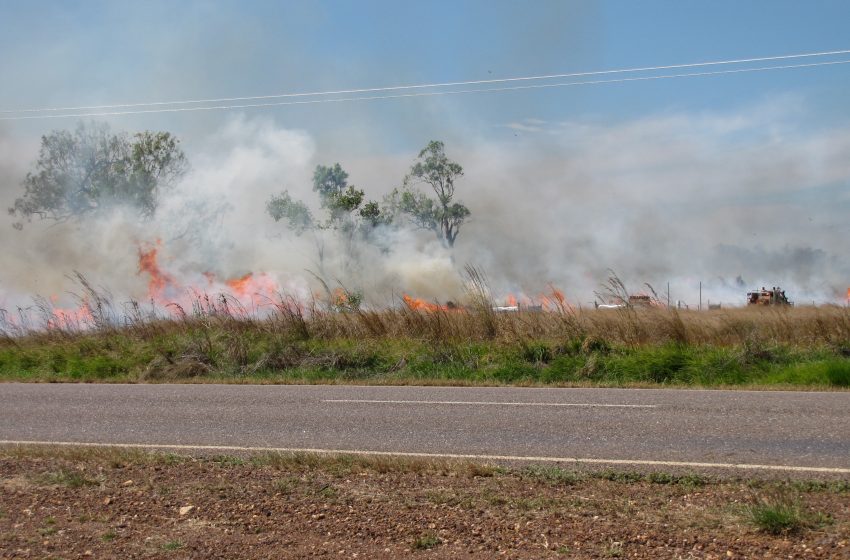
1, 264, 849, 389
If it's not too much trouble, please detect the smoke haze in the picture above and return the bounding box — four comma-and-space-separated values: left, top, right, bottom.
1, 96, 849, 313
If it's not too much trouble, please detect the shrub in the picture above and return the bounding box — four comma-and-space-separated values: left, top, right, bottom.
825, 360, 850, 387
580, 335, 610, 355
520, 341, 553, 364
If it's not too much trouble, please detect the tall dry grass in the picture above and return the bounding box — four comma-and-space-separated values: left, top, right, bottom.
3, 283, 850, 350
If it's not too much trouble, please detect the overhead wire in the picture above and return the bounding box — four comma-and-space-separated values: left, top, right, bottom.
1, 56, 848, 121
2, 47, 849, 116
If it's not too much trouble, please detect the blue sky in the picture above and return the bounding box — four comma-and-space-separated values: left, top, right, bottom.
1, 1, 849, 303
2, 1, 849, 146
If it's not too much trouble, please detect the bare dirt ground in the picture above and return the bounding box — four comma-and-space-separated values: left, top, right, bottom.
1, 446, 848, 559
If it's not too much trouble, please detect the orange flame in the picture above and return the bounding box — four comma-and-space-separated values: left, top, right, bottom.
229, 272, 278, 299
137, 240, 282, 310
48, 303, 94, 330
402, 294, 449, 312
550, 287, 565, 306
505, 294, 517, 307
332, 288, 349, 307
225, 273, 254, 296
138, 242, 174, 302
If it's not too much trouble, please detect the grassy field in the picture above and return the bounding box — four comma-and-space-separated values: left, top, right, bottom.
2, 295, 850, 388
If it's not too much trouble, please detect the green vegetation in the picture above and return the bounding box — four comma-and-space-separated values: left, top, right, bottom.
102, 529, 117, 542
2, 297, 849, 388
35, 468, 99, 488
10, 122, 187, 227
744, 493, 827, 535
412, 533, 441, 550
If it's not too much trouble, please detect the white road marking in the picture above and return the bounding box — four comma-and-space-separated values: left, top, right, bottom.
322, 399, 657, 408
2, 440, 848, 474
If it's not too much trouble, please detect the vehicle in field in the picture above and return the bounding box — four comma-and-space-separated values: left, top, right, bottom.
747, 286, 793, 306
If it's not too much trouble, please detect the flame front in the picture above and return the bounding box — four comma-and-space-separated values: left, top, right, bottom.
138, 242, 174, 303
224, 272, 278, 300
136, 240, 282, 312
402, 294, 450, 312
48, 303, 94, 330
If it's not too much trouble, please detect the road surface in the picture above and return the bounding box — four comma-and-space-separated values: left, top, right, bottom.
1, 383, 849, 476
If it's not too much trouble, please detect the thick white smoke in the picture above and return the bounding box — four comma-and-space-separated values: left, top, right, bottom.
1, 99, 849, 317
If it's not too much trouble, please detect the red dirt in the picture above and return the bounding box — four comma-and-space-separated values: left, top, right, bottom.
1, 448, 848, 559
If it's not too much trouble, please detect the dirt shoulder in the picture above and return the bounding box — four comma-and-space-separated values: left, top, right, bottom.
1, 446, 849, 559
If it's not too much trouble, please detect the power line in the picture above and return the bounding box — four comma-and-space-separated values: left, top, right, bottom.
1, 58, 848, 122
2, 48, 850, 116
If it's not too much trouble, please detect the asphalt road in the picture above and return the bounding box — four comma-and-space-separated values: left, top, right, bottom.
1, 383, 849, 476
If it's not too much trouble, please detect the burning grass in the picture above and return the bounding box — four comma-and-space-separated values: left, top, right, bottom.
1, 287, 850, 387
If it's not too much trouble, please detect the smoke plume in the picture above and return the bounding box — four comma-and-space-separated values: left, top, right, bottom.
1, 99, 849, 316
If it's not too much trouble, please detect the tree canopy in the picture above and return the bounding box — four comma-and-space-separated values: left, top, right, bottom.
394, 140, 470, 247
9, 122, 187, 227
266, 163, 389, 237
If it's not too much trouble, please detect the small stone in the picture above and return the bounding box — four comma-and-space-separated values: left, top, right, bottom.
84, 551, 93, 556
179, 505, 194, 516
122, 480, 134, 486
103, 497, 111, 505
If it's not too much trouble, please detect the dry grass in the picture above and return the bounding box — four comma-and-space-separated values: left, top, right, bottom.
1, 272, 849, 387
5, 290, 850, 348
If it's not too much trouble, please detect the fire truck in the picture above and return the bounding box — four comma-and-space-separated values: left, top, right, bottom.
746, 287, 793, 306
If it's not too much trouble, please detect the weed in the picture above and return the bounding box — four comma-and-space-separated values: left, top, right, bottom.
676, 473, 709, 488
211, 455, 244, 467
159, 453, 187, 466
315, 483, 338, 500
102, 529, 117, 542
744, 494, 818, 535
825, 360, 850, 387
162, 540, 183, 551
425, 490, 464, 507
594, 470, 643, 484
522, 465, 583, 486
37, 469, 98, 488
513, 496, 549, 511
412, 533, 441, 550
482, 491, 508, 506
465, 462, 504, 478
273, 476, 300, 494
520, 341, 553, 364
580, 335, 610, 355
604, 540, 624, 557
648, 472, 674, 484
39, 517, 57, 536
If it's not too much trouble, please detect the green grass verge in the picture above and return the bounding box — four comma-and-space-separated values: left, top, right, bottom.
1, 327, 849, 388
